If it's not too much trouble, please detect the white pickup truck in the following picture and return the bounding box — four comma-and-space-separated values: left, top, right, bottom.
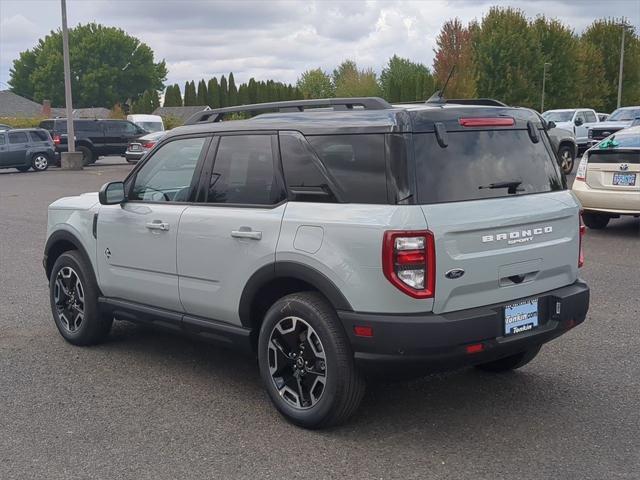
542, 108, 599, 149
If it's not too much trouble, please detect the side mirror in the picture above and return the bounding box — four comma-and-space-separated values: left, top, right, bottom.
546, 120, 556, 130
99, 181, 126, 205
574, 118, 583, 126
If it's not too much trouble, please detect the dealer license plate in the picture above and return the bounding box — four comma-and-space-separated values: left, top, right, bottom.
612, 173, 636, 186
504, 299, 539, 336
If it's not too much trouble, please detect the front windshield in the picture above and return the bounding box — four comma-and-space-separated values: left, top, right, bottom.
138, 122, 164, 132
542, 111, 574, 122
609, 108, 640, 121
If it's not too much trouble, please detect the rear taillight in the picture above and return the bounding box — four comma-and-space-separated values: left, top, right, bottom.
142, 142, 156, 149
578, 214, 586, 268
53, 134, 61, 145
382, 230, 435, 298
459, 117, 515, 127
575, 153, 588, 181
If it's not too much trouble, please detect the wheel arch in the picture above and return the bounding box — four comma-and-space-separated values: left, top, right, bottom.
44, 230, 94, 281
239, 262, 353, 331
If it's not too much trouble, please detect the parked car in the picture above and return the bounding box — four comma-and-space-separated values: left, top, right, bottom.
0, 128, 54, 172
127, 114, 164, 133
597, 113, 610, 122
44, 97, 589, 428
39, 118, 148, 165
125, 130, 166, 163
0, 124, 12, 130
547, 126, 578, 174
585, 106, 640, 146
573, 126, 640, 229
542, 108, 598, 149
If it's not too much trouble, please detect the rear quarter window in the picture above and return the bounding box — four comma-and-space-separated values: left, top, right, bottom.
414, 130, 564, 204
29, 130, 49, 142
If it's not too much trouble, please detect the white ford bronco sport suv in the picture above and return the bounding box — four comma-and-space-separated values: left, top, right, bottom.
44, 97, 590, 428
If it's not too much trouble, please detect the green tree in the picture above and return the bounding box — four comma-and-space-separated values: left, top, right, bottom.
219, 75, 228, 107
433, 19, 476, 99
8, 23, 167, 108
228, 73, 238, 106
575, 42, 608, 111
296, 68, 335, 99
581, 18, 640, 111
163, 84, 182, 107
247, 78, 258, 104
333, 60, 381, 97
381, 55, 433, 102
474, 7, 540, 107
207, 77, 220, 108
183, 80, 197, 106
196, 79, 208, 105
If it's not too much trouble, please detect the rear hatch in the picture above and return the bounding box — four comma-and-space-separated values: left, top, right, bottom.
585, 149, 640, 192
410, 108, 580, 314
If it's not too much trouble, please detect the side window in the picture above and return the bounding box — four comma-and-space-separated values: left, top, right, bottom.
75, 122, 101, 133
575, 112, 586, 124
130, 137, 207, 202
8, 132, 29, 144
584, 111, 597, 123
306, 134, 388, 204
279, 131, 337, 202
105, 122, 130, 134
123, 122, 138, 134
0, 134, 6, 145
29, 130, 49, 142
207, 135, 282, 205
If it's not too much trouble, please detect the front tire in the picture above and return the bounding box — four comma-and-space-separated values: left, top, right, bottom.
475, 346, 541, 373
49, 250, 112, 345
258, 292, 365, 429
582, 212, 610, 229
31, 153, 49, 171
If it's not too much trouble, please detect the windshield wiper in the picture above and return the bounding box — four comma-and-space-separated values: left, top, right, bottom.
478, 180, 523, 194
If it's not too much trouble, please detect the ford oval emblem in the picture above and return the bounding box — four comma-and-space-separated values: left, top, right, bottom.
445, 268, 465, 279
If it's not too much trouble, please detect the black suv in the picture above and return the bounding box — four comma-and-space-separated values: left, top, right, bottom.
39, 119, 147, 165
0, 128, 54, 172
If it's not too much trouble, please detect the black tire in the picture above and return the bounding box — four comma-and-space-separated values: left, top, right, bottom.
475, 346, 542, 373
582, 212, 610, 229
258, 292, 365, 429
77, 145, 95, 165
557, 144, 575, 174
31, 152, 49, 171
49, 250, 112, 346
16, 165, 30, 172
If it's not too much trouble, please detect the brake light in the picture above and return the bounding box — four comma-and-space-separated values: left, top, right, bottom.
382, 230, 435, 298
142, 142, 156, 149
575, 153, 588, 181
578, 214, 586, 268
459, 117, 515, 127
53, 134, 61, 145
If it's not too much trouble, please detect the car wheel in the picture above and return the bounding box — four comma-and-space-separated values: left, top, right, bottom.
582, 212, 610, 229
31, 153, 49, 171
49, 250, 113, 346
475, 346, 542, 373
16, 166, 30, 172
77, 145, 94, 165
558, 145, 575, 174
258, 292, 365, 429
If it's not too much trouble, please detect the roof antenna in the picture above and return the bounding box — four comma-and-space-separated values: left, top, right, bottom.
426, 65, 455, 104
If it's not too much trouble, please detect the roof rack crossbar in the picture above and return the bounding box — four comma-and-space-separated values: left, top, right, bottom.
183, 97, 392, 125
444, 98, 508, 107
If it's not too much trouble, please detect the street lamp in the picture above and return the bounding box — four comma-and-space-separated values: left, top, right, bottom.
616, 22, 628, 109
541, 62, 551, 113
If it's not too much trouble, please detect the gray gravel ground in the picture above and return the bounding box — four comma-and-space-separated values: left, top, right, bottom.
0, 157, 638, 479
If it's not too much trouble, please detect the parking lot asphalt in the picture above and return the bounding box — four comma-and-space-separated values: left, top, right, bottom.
0, 157, 638, 480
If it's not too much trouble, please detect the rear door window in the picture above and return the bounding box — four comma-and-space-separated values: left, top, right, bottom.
8, 132, 29, 144
414, 130, 564, 204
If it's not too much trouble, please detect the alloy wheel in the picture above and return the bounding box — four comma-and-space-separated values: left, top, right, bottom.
33, 155, 48, 170
53, 267, 85, 333
267, 316, 327, 409
560, 149, 572, 172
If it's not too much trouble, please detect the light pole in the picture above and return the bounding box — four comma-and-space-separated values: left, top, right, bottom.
617, 22, 627, 109
541, 62, 551, 113
61, 0, 75, 153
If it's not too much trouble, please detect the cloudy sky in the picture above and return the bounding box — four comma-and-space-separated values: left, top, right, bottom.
1, 0, 638, 92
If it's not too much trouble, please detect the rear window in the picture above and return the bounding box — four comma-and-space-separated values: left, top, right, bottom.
39, 121, 54, 131
414, 130, 564, 204
29, 130, 49, 142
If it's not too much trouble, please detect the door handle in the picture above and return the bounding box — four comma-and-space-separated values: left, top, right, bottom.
146, 221, 170, 231
231, 229, 262, 240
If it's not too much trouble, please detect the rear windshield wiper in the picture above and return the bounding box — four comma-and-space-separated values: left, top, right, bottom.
478, 180, 523, 194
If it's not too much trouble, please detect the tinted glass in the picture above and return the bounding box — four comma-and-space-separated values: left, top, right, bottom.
609, 108, 640, 121
414, 130, 564, 204
39, 121, 54, 131
584, 111, 597, 123
306, 134, 387, 204
575, 112, 586, 123
105, 121, 136, 134
75, 121, 102, 133
29, 130, 49, 142
542, 111, 573, 122
0, 135, 5, 145
130, 137, 206, 202
8, 132, 28, 144
207, 135, 281, 205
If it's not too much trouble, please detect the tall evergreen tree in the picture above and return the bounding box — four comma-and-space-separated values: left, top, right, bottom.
228, 72, 238, 106
196, 79, 208, 106
219, 75, 228, 107
183, 80, 197, 106
207, 77, 220, 108
247, 78, 258, 104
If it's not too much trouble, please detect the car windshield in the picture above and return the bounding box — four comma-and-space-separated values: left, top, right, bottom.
138, 122, 163, 132
608, 108, 640, 121
605, 131, 640, 148
542, 111, 574, 122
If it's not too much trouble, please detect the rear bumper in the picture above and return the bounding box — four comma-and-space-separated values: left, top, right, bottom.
125, 151, 144, 162
338, 280, 589, 372
573, 180, 640, 215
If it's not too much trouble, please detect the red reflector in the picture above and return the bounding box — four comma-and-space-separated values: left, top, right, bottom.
354, 326, 373, 338
396, 250, 426, 265
53, 135, 61, 145
466, 343, 484, 354
459, 117, 515, 127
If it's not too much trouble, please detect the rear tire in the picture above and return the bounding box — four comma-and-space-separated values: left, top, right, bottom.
582, 212, 610, 229
77, 145, 95, 165
558, 144, 575, 174
49, 250, 112, 346
31, 153, 49, 171
475, 346, 541, 373
258, 292, 365, 429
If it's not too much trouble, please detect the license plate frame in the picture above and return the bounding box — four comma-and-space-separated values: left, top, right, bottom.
504, 298, 539, 336
129, 143, 142, 152
612, 173, 636, 186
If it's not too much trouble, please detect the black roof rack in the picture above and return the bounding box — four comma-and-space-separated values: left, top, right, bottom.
183, 97, 392, 125
444, 98, 508, 107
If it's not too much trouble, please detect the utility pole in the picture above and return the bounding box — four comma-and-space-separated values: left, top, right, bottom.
61, 0, 75, 153
541, 62, 551, 113
617, 23, 626, 109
